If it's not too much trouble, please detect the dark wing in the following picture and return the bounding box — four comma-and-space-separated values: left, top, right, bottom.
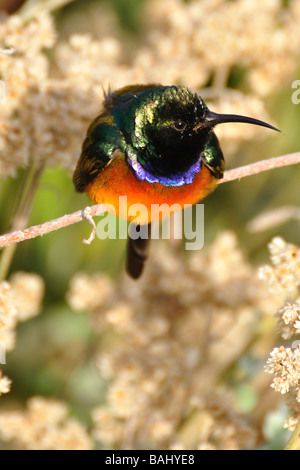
74, 85, 162, 193
73, 111, 124, 192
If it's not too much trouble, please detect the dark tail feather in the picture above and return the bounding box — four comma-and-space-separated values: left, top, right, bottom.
126, 224, 151, 280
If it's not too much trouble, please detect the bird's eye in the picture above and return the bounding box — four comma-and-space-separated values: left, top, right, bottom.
173, 120, 187, 131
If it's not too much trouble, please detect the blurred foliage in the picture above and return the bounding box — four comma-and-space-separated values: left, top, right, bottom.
0, 0, 299, 450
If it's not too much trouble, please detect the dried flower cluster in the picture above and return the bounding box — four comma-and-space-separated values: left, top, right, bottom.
1, 232, 299, 449
0, 0, 299, 451
0, 274, 91, 451
67, 232, 271, 450
0, 14, 56, 175
1, 0, 300, 176
137, 0, 300, 96
0, 396, 92, 450
0, 371, 11, 396
0, 12, 103, 177
0, 273, 44, 396
260, 237, 300, 431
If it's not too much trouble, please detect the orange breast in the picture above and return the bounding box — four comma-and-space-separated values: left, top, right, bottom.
86, 154, 218, 224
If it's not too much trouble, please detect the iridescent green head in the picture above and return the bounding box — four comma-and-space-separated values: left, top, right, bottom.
74, 84, 279, 192
111, 85, 279, 187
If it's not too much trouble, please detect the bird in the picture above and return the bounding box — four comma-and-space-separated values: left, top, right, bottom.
73, 84, 279, 279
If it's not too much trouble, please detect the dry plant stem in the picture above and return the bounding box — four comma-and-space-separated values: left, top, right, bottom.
247, 205, 300, 232
0, 162, 44, 280
211, 65, 230, 97
0, 204, 106, 249
218, 152, 300, 184
81, 206, 99, 245
18, 0, 75, 22
0, 152, 299, 250
0, 47, 16, 56
285, 419, 300, 450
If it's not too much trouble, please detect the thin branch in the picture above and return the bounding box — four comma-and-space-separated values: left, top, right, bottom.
0, 152, 299, 249
247, 205, 300, 232
0, 205, 106, 249
218, 152, 300, 184
285, 418, 300, 451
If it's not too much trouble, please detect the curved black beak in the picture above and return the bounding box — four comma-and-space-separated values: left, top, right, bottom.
194, 110, 280, 133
